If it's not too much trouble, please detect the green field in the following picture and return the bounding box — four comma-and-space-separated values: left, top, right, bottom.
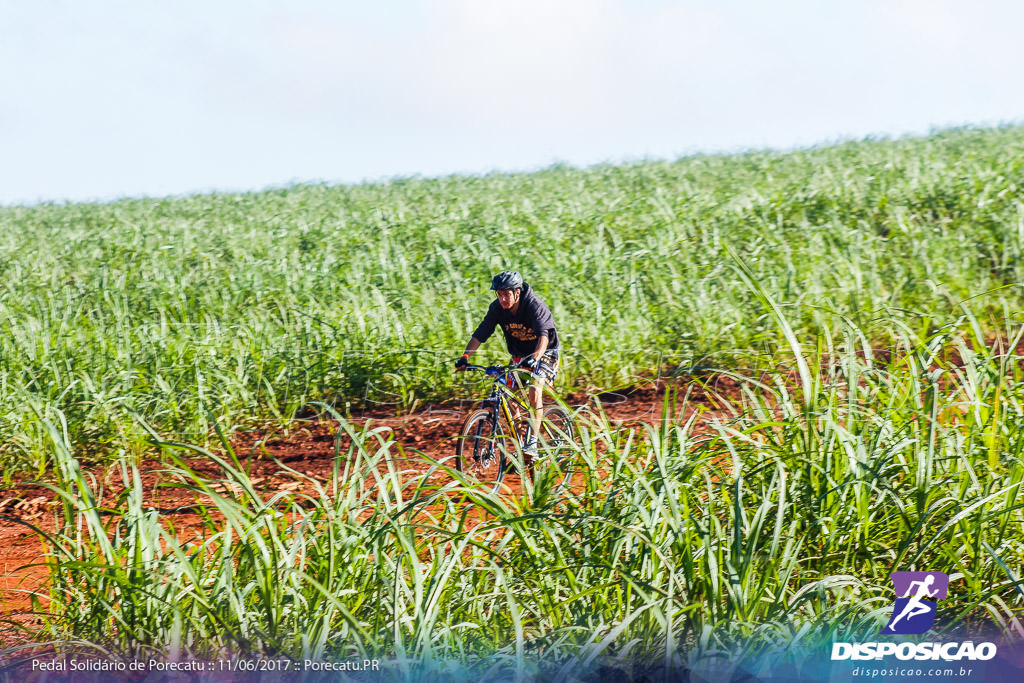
19, 323, 1024, 677
3, 125, 1024, 676
2, 125, 1024, 475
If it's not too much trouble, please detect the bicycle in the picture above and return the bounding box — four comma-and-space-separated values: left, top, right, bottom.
455, 363, 581, 495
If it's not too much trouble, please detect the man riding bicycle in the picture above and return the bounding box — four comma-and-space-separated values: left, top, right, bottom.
455, 270, 560, 458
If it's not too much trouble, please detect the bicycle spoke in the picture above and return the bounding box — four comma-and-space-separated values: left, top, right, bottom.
455, 409, 507, 494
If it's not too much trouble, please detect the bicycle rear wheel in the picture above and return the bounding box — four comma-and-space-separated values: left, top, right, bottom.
537, 405, 583, 493
455, 409, 507, 494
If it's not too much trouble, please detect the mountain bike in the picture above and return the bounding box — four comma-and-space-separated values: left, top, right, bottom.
455, 363, 581, 494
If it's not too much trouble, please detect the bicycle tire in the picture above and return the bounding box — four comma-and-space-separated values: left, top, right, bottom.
455, 408, 508, 494
537, 405, 583, 493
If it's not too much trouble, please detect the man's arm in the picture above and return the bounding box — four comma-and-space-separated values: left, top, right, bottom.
463, 337, 483, 358
530, 333, 549, 362
520, 333, 549, 369
524, 294, 556, 362
456, 337, 483, 370
471, 303, 500, 345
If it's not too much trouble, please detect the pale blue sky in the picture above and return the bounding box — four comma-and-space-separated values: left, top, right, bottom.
3, 0, 1022, 205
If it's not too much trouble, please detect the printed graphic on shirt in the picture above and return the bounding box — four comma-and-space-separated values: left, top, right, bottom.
504, 323, 538, 342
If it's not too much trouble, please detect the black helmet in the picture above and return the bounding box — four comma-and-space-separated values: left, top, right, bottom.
490, 270, 523, 291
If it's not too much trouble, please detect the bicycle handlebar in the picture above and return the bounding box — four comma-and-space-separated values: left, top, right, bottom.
462, 363, 532, 377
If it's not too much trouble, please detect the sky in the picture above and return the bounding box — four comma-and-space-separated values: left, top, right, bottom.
2, 0, 1023, 206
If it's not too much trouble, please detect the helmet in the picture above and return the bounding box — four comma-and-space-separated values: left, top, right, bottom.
490, 270, 523, 291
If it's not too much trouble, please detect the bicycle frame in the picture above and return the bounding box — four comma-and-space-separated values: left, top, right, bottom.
465, 364, 536, 446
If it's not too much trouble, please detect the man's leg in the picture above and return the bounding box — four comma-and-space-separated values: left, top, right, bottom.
524, 353, 558, 460
527, 382, 543, 456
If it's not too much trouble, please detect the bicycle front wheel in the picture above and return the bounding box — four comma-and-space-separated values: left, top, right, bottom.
455, 409, 507, 494
538, 405, 584, 493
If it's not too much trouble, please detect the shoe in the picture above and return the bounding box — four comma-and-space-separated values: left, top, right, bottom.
521, 436, 538, 458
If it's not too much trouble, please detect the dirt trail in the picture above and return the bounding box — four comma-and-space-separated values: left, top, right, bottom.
0, 377, 740, 644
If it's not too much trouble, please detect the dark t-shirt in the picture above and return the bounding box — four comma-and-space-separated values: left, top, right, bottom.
472, 283, 559, 358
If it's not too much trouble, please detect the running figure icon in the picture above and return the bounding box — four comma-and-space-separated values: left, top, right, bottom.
886, 575, 938, 632
883, 571, 949, 635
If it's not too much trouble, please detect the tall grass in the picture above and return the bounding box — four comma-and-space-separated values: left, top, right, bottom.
6, 317, 1022, 679
2, 126, 1024, 474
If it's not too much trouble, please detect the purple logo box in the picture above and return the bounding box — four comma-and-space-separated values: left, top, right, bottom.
883, 571, 949, 635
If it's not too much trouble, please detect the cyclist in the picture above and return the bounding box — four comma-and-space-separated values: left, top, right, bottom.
455, 270, 560, 458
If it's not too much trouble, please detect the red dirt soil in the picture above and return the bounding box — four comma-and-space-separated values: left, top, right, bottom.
0, 376, 740, 646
